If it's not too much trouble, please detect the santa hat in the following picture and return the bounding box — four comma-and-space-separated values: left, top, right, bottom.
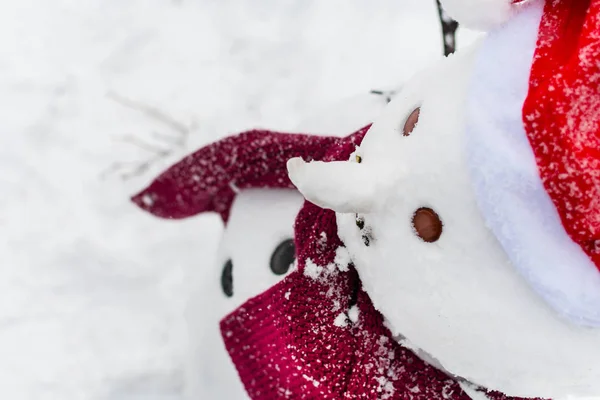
131, 130, 339, 223
450, 0, 600, 325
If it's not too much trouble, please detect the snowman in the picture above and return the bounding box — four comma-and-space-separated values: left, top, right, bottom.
131, 90, 393, 399
281, 0, 600, 398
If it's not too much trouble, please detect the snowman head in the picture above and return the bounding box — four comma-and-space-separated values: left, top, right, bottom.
187, 188, 303, 400
288, 0, 600, 397
215, 188, 303, 306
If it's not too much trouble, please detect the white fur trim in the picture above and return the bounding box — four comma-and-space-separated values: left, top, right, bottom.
440, 0, 520, 31
464, 0, 600, 326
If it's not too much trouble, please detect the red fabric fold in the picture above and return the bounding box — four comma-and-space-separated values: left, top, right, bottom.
131, 130, 339, 222
523, 0, 600, 270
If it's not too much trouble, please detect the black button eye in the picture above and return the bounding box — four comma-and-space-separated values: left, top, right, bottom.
221, 259, 233, 298
270, 239, 296, 276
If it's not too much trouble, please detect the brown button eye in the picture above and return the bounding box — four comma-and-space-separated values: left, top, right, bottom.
403, 107, 420, 136
412, 207, 442, 242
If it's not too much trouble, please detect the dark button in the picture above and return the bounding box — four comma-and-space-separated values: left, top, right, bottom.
412, 207, 443, 242
403, 107, 421, 136
355, 215, 365, 230
221, 259, 234, 297
270, 239, 296, 275
362, 234, 371, 247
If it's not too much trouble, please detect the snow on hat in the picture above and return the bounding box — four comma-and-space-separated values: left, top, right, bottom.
464, 0, 600, 326
439, 0, 531, 30
131, 130, 338, 223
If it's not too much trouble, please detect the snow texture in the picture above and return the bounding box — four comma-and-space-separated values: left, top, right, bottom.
0, 1, 481, 399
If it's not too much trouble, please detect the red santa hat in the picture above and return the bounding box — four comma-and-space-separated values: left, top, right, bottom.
453, 0, 600, 325
131, 130, 339, 223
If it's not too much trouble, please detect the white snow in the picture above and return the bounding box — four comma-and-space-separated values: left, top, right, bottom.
303, 246, 360, 283
302, 374, 320, 388
347, 305, 360, 323
333, 312, 349, 328
440, 0, 525, 31
303, 259, 325, 281
0, 1, 479, 399
288, 157, 406, 214
334, 245, 352, 272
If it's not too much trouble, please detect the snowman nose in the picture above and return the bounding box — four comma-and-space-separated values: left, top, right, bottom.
287, 157, 403, 214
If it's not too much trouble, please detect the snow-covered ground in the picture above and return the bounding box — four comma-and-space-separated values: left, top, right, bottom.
0, 1, 477, 399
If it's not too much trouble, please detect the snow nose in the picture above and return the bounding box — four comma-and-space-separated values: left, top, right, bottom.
287, 157, 403, 214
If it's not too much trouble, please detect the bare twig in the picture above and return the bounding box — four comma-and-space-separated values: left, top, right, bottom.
151, 131, 186, 147
103, 92, 193, 180
370, 90, 397, 104
117, 134, 169, 154
107, 92, 189, 135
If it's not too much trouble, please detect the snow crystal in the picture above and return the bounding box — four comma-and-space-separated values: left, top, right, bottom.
304, 259, 325, 280
334, 246, 352, 272
374, 376, 395, 399
348, 305, 360, 323
303, 251, 348, 282
331, 299, 341, 312
302, 374, 320, 387
277, 387, 293, 397
320, 231, 327, 242
333, 312, 349, 328
141, 193, 154, 207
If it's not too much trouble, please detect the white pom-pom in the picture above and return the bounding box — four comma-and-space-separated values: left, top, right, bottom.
440, 0, 530, 31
